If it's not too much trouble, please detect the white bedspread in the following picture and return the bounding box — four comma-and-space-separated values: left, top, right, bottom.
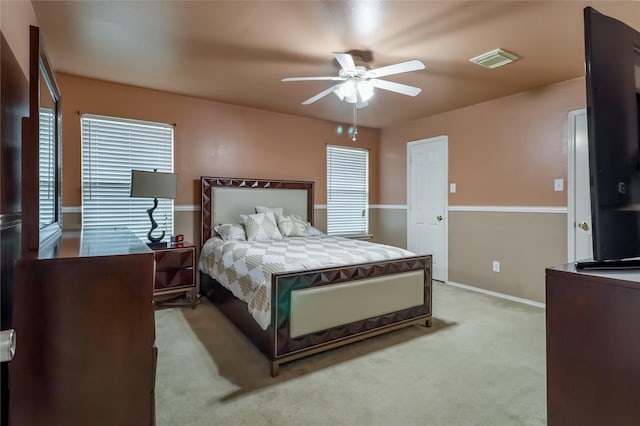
198, 235, 415, 330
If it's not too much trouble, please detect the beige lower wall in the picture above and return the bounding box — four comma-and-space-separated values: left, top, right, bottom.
368, 207, 567, 304
370, 208, 407, 249
175, 210, 200, 245
312, 208, 327, 235
62, 211, 82, 231
448, 211, 566, 303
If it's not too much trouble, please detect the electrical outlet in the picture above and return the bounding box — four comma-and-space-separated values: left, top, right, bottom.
492, 261, 501, 272
554, 178, 564, 192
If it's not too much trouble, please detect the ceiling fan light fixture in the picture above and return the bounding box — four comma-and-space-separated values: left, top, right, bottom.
469, 48, 519, 69
357, 80, 374, 102
335, 80, 356, 100
334, 79, 374, 104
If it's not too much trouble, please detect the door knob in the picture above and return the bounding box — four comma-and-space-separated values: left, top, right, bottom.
578, 221, 590, 231
437, 215, 443, 221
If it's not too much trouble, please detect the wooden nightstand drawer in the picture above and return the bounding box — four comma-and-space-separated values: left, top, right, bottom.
154, 248, 194, 271
155, 268, 194, 290
151, 242, 197, 308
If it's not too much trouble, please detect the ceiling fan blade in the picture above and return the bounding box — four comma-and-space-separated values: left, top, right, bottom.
371, 79, 422, 96
367, 59, 425, 78
302, 83, 342, 105
333, 52, 356, 73
282, 76, 345, 82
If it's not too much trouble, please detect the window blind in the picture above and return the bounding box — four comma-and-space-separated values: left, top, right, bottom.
326, 145, 369, 236
39, 108, 55, 227
81, 114, 174, 241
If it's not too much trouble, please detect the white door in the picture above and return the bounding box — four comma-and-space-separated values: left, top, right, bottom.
568, 109, 593, 262
407, 136, 448, 282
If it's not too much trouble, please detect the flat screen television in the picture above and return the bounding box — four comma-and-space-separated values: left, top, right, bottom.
578, 7, 640, 269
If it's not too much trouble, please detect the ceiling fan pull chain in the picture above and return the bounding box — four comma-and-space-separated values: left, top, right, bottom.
352, 102, 358, 142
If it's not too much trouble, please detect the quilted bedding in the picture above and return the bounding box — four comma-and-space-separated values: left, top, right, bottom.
198, 235, 415, 330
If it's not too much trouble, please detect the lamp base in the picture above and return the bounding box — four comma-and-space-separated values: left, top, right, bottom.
147, 241, 168, 249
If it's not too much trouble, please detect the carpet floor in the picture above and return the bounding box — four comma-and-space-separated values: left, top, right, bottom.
154, 282, 546, 426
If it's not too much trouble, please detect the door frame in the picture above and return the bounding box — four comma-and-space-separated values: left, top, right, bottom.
567, 108, 587, 263
406, 136, 449, 282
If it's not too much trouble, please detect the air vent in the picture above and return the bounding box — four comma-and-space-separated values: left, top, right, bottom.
470, 48, 519, 69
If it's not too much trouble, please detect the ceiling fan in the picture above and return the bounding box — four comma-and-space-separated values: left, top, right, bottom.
281, 51, 425, 109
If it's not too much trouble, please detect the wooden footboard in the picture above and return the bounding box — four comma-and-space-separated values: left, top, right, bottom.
201, 255, 432, 376
270, 255, 431, 375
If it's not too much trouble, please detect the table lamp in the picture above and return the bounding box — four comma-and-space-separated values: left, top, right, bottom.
130, 169, 177, 247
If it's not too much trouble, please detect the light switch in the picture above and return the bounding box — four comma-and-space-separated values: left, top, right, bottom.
554, 179, 564, 192
450, 183, 457, 193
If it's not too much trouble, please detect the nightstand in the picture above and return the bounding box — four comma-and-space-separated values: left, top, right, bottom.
151, 242, 197, 308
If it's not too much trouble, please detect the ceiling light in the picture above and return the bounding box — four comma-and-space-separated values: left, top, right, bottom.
334, 80, 353, 101
334, 79, 374, 104
469, 48, 519, 69
357, 80, 374, 102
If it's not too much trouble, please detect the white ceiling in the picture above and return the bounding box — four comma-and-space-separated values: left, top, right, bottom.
32, 1, 640, 128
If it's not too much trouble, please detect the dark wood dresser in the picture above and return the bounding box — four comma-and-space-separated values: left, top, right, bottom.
10, 228, 156, 426
546, 264, 640, 425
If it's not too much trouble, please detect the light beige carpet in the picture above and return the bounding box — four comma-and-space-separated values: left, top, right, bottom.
154, 282, 546, 426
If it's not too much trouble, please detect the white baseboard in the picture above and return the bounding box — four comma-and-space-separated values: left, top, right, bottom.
445, 280, 545, 308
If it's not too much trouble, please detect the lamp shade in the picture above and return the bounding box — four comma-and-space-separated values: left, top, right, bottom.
130, 170, 177, 199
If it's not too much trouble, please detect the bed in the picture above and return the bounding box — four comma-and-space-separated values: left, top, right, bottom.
199, 176, 432, 376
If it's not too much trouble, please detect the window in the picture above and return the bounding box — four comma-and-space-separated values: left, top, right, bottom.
326, 145, 369, 236
81, 114, 174, 240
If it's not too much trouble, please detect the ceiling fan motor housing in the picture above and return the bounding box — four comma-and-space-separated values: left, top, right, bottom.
338, 66, 369, 79
345, 49, 374, 63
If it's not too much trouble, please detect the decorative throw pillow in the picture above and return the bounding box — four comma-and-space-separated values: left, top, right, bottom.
214, 223, 247, 241
276, 214, 308, 237
255, 206, 284, 215
241, 212, 283, 241
305, 223, 325, 236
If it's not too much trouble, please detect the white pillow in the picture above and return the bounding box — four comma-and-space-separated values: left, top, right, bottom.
241, 212, 283, 241
214, 223, 246, 241
306, 223, 325, 236
276, 214, 308, 237
255, 206, 284, 215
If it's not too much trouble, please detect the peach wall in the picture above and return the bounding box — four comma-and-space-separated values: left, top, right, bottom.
380, 77, 586, 206
57, 74, 379, 207
1, 0, 38, 76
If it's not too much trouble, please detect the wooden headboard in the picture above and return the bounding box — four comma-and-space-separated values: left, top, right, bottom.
200, 177, 314, 247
